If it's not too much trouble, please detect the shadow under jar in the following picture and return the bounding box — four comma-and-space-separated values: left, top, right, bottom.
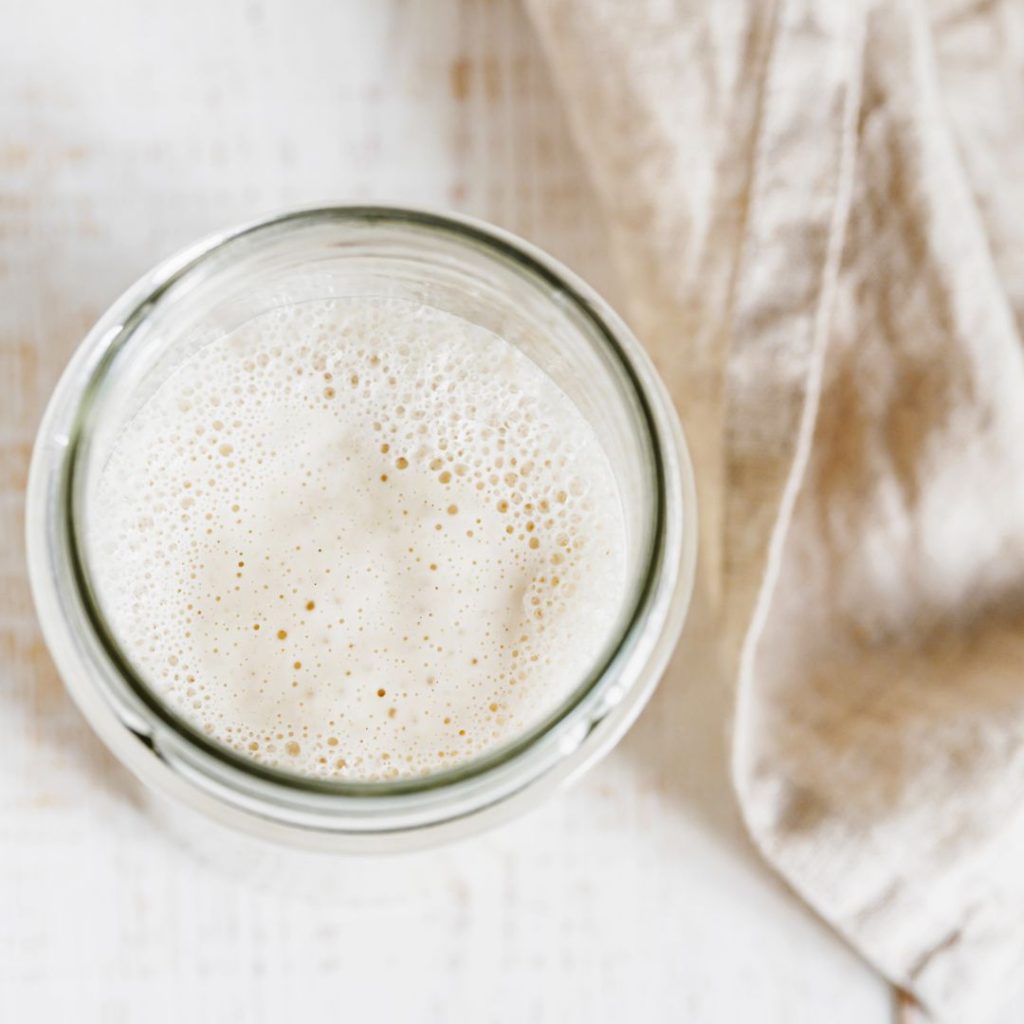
26, 207, 696, 852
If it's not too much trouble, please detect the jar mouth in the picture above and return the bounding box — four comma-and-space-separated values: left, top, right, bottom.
29, 206, 696, 837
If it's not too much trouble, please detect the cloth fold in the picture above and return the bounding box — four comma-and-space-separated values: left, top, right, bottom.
525, 0, 1024, 1019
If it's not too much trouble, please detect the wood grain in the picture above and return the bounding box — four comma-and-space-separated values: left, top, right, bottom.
0, 2, 889, 1021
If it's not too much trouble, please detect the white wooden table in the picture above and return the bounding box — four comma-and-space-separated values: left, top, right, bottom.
1, 2, 892, 1020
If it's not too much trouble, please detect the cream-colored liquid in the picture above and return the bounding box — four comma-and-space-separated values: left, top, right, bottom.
91, 298, 627, 780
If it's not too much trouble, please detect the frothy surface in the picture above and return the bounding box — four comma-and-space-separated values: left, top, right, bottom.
90, 298, 627, 780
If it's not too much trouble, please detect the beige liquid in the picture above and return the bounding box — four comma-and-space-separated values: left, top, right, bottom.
90, 298, 628, 780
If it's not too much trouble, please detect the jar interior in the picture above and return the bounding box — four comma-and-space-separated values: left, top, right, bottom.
70, 210, 661, 787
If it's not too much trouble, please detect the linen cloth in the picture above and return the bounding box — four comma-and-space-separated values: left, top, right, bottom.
525, 0, 1024, 1019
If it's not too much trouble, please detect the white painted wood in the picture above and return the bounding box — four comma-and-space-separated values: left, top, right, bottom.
0, 2, 892, 1020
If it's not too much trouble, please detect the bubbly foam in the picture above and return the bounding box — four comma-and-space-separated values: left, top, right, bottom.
90, 298, 627, 781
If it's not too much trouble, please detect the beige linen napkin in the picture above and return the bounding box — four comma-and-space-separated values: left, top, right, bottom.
526, 0, 1024, 1019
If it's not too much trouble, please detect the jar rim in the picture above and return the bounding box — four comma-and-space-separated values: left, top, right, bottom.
28, 205, 697, 844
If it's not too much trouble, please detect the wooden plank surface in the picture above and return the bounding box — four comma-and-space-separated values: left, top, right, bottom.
0, 2, 890, 1021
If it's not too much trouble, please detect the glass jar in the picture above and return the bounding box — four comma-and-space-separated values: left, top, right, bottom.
26, 207, 696, 852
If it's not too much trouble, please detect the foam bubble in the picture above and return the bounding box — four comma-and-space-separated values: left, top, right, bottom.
90, 298, 627, 781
